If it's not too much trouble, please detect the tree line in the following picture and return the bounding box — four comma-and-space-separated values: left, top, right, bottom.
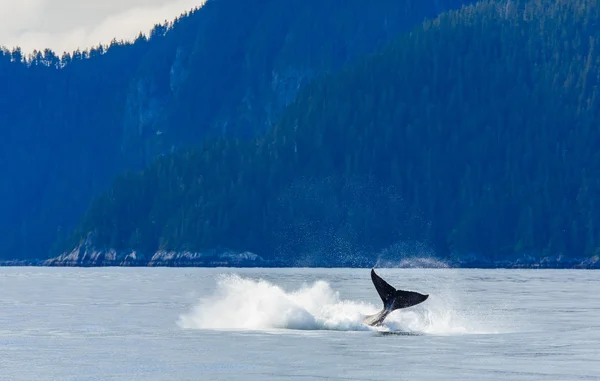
68, 0, 600, 265
1, 0, 469, 260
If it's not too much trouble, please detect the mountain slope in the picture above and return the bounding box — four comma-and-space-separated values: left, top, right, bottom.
65, 0, 600, 267
0, 0, 470, 260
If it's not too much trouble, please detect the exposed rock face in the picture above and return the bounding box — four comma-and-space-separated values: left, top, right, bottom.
43, 240, 142, 267
121, 76, 169, 170
43, 235, 267, 267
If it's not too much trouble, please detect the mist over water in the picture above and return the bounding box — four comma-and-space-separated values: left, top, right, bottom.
178, 272, 510, 335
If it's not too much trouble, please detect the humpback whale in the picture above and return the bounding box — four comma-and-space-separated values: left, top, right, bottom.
363, 269, 429, 326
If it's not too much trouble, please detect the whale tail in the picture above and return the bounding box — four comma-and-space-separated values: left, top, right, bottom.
363, 269, 429, 326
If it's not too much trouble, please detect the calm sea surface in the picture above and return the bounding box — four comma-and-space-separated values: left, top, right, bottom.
0, 267, 598, 380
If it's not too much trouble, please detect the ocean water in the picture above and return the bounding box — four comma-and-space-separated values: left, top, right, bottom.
0, 267, 598, 380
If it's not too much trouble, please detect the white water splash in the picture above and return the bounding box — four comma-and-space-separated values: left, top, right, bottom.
177, 273, 507, 335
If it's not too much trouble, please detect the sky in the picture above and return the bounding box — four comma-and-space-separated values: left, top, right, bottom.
0, 0, 206, 54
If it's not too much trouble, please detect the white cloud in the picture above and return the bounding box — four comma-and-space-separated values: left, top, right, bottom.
0, 0, 45, 34
0, 0, 206, 54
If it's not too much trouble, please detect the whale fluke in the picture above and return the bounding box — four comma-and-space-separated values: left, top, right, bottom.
363, 269, 429, 326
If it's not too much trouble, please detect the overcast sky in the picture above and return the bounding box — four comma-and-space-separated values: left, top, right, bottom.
0, 0, 205, 54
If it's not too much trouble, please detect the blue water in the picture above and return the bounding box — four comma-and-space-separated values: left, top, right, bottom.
0, 267, 598, 380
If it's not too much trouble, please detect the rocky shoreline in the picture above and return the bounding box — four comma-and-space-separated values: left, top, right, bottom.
2, 242, 599, 269
39, 244, 276, 268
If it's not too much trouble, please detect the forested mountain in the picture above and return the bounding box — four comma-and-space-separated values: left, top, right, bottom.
62, 0, 600, 268
0, 0, 471, 260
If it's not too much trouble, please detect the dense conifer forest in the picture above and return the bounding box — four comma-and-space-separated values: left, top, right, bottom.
0, 0, 470, 261
61, 0, 600, 268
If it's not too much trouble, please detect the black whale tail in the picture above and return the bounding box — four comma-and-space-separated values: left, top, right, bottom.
363, 269, 429, 326
371, 268, 429, 311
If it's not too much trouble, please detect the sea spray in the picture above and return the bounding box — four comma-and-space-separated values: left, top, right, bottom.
177, 274, 376, 331
178, 272, 509, 335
